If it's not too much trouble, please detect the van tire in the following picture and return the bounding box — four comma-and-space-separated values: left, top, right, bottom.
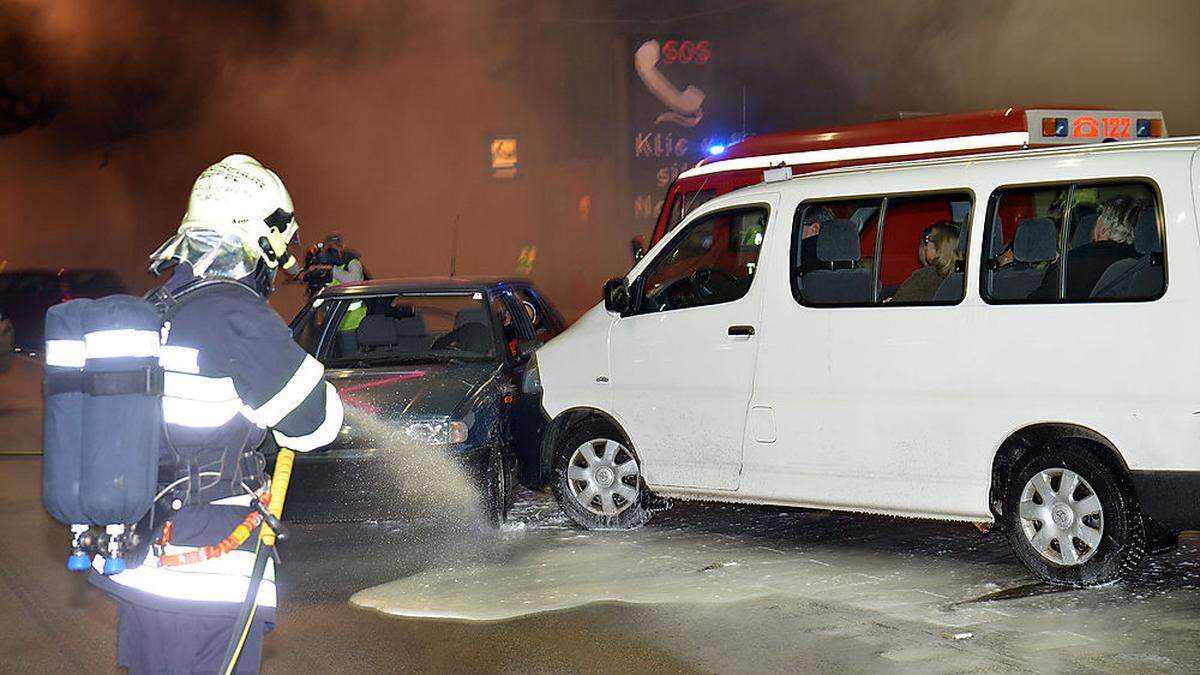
1001, 442, 1145, 587
553, 418, 652, 530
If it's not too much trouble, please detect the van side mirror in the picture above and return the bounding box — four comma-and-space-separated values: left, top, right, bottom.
603, 277, 631, 315
630, 235, 647, 262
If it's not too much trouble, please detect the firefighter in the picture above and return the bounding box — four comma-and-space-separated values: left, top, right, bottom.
90, 154, 343, 674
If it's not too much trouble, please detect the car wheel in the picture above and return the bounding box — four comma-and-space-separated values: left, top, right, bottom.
553, 418, 651, 530
485, 447, 510, 527
1002, 442, 1145, 587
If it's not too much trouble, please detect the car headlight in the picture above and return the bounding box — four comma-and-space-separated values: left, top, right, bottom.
522, 353, 542, 395
403, 418, 468, 445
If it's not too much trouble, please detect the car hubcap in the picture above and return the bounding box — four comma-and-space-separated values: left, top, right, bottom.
1019, 468, 1104, 566
567, 438, 640, 517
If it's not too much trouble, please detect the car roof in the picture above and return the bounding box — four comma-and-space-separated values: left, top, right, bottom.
316, 275, 533, 297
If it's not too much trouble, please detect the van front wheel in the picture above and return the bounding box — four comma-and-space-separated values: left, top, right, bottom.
1002, 443, 1145, 586
553, 419, 651, 530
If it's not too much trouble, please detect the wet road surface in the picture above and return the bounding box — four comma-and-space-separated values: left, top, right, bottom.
4, 356, 1200, 673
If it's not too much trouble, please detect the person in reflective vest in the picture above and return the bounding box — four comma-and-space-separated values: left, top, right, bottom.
86, 154, 343, 674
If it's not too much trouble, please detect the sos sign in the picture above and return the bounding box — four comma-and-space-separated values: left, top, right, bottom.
659, 40, 711, 65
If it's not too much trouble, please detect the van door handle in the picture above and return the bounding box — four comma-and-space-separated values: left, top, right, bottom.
728, 325, 756, 336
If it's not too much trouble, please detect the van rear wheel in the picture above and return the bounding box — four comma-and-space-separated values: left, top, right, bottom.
1001, 442, 1145, 586
553, 418, 651, 530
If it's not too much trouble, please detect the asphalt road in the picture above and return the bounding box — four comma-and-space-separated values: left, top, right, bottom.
3, 358, 1200, 673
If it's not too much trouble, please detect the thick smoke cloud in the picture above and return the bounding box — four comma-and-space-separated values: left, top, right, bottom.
1, 0, 1198, 320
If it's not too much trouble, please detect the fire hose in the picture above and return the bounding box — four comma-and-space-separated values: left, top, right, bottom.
220, 447, 295, 675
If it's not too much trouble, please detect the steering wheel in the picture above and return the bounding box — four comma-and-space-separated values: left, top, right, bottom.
689, 267, 739, 300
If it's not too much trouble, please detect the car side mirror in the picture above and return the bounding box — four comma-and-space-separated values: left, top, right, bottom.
603, 277, 631, 315
517, 339, 542, 360
630, 235, 647, 262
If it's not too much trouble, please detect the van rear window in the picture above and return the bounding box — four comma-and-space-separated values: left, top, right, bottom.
980, 181, 1163, 303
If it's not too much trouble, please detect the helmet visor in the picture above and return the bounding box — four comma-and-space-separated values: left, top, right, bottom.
149, 228, 261, 279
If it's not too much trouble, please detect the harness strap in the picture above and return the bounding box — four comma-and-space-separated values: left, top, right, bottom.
43, 366, 165, 397
157, 492, 270, 567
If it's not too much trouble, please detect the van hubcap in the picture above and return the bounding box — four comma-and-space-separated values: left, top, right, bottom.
1019, 468, 1104, 566
567, 438, 640, 517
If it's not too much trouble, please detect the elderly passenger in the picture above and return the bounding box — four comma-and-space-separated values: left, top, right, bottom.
1030, 195, 1139, 300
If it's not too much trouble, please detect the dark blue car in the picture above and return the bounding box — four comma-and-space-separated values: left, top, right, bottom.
284, 277, 564, 525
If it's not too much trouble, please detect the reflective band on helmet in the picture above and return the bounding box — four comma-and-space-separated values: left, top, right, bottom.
245, 355, 324, 427
273, 382, 344, 451
163, 372, 239, 402
159, 345, 200, 374
45, 340, 85, 368
93, 549, 276, 607
84, 329, 160, 359
163, 396, 244, 428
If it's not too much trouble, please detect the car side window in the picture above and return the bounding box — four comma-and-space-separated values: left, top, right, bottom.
490, 292, 522, 357
635, 207, 768, 314
981, 180, 1163, 303
292, 300, 335, 357
512, 287, 555, 342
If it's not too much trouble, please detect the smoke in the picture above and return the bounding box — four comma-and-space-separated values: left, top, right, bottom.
0, 0, 1198, 321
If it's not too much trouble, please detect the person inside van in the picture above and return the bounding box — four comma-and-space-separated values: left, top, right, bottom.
1029, 195, 1138, 300
795, 205, 836, 275
889, 221, 960, 303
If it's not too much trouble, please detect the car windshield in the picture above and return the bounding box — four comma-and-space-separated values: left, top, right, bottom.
317, 292, 497, 368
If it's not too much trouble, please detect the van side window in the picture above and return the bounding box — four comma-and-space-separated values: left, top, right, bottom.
792, 192, 971, 307
981, 181, 1163, 303
636, 207, 768, 313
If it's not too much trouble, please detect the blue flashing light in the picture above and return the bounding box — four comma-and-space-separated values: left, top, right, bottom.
707, 144, 726, 156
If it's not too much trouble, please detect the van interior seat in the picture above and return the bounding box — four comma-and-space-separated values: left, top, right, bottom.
802, 219, 873, 304
933, 272, 962, 302
989, 217, 1057, 300
1069, 205, 1099, 249
1090, 206, 1163, 299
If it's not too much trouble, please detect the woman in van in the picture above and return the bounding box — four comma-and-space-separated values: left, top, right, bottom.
890, 221, 960, 303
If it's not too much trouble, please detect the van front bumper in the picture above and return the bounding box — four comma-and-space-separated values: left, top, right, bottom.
1129, 470, 1200, 532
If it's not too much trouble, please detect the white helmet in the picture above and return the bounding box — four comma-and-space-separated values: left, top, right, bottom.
150, 154, 300, 279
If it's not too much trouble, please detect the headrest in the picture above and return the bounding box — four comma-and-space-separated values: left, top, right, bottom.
454, 322, 493, 353
1071, 208, 1099, 249
1134, 206, 1160, 255
454, 306, 489, 329
989, 216, 1006, 258
816, 219, 860, 263
394, 314, 427, 337
356, 315, 399, 346
1013, 218, 1058, 263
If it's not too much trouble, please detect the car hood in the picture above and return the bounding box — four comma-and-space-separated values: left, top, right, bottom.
325, 360, 497, 422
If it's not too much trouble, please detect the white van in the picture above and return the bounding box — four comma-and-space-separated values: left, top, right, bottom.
530, 136, 1200, 586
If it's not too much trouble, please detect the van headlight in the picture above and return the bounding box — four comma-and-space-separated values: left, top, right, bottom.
403, 418, 468, 445
523, 353, 542, 395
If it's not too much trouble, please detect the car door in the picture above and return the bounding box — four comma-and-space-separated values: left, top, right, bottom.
492, 287, 545, 484
607, 199, 775, 492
